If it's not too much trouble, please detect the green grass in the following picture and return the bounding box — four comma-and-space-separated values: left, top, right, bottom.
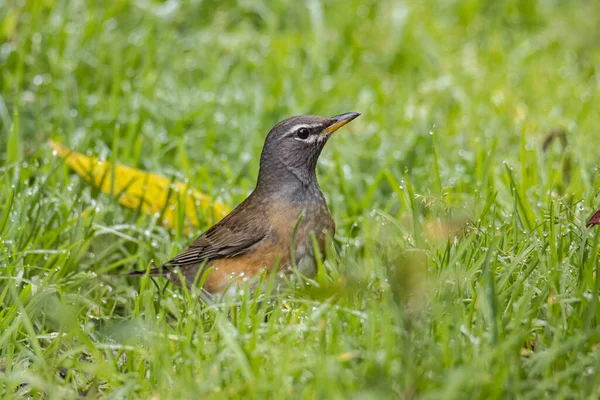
2, 0, 600, 398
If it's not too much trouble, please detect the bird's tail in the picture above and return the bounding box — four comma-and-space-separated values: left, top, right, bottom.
108, 267, 167, 278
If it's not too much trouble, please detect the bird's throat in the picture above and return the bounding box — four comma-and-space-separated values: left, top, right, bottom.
256, 157, 322, 203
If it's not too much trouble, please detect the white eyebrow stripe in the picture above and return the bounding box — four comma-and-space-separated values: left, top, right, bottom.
287, 122, 322, 142
289, 124, 312, 131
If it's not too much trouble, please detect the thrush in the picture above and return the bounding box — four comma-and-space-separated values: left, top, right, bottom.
127, 112, 360, 300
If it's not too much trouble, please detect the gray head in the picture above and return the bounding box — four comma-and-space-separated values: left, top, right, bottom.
256, 112, 360, 193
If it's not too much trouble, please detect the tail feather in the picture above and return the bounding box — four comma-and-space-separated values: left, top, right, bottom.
108, 267, 167, 278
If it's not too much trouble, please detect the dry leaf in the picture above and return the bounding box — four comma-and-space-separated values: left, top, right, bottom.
49, 140, 229, 233
587, 209, 600, 227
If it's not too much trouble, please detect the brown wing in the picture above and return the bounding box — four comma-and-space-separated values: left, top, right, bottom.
166, 230, 264, 267
165, 194, 267, 268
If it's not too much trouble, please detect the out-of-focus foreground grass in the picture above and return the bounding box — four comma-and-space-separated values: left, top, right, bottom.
1, 0, 600, 398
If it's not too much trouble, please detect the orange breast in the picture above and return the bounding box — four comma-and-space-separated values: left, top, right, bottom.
200, 201, 334, 295
202, 240, 290, 294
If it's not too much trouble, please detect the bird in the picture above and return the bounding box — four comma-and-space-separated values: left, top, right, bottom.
126, 112, 360, 301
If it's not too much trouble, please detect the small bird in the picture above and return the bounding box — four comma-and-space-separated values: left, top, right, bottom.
128, 112, 360, 301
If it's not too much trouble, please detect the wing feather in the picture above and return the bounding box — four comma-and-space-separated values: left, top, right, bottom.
165, 193, 268, 268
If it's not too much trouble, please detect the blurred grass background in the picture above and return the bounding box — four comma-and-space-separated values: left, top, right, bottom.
1, 0, 600, 398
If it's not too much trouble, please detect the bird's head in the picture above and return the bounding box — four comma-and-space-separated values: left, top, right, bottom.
257, 112, 360, 190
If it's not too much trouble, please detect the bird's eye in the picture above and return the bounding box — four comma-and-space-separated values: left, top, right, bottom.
297, 127, 310, 140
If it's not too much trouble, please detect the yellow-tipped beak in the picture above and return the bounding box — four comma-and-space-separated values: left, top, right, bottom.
320, 112, 361, 137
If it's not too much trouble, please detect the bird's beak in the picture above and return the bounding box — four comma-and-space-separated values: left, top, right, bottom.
320, 112, 361, 137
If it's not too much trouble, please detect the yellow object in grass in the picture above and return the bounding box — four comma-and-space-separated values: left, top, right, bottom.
49, 140, 229, 233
